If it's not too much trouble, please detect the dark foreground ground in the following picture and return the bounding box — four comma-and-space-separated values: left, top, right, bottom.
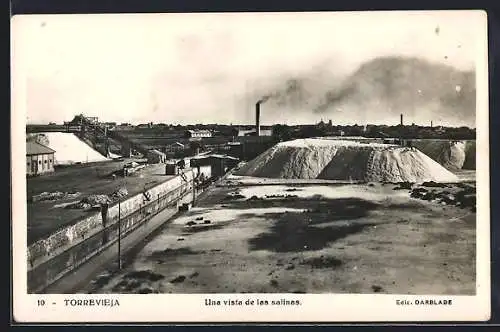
27, 159, 172, 244
84, 180, 476, 295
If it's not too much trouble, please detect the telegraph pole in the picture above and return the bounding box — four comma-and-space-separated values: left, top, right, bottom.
192, 171, 196, 206
118, 198, 122, 270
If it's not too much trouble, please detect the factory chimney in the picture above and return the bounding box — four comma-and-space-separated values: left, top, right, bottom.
400, 114, 403, 126
255, 101, 261, 137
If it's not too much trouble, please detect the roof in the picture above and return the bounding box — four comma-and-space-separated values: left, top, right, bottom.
193, 154, 239, 161
26, 141, 55, 155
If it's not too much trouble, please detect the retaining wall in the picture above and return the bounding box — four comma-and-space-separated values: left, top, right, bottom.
27, 167, 210, 293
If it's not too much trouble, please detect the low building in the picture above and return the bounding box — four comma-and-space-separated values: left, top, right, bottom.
115, 124, 134, 131
237, 128, 273, 137
86, 116, 99, 124
26, 141, 56, 176
190, 154, 239, 177
165, 162, 179, 175
165, 142, 185, 153
185, 130, 212, 138
434, 126, 446, 134
147, 149, 166, 164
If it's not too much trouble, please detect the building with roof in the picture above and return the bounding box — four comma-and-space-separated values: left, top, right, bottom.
185, 130, 212, 139
236, 128, 273, 137
146, 149, 167, 164
165, 141, 185, 152
26, 141, 56, 176
190, 154, 239, 177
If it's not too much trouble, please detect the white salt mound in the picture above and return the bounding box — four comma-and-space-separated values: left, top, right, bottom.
436, 141, 467, 170
234, 138, 459, 183
412, 140, 475, 170
109, 152, 122, 159
39, 132, 109, 165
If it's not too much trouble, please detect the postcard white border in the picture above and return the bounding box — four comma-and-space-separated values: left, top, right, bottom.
11, 10, 490, 323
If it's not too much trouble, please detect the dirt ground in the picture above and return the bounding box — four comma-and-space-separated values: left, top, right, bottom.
85, 181, 476, 295
27, 159, 172, 244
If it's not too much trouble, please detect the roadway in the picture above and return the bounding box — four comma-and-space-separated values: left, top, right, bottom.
42, 194, 194, 294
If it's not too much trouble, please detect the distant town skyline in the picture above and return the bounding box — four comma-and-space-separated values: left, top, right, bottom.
13, 11, 485, 127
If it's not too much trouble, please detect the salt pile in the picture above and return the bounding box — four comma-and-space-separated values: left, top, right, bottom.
436, 141, 467, 170
109, 152, 122, 159
234, 138, 459, 183
38, 132, 109, 165
411, 140, 476, 170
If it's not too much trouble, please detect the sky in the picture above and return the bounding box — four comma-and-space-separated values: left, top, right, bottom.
12, 11, 486, 126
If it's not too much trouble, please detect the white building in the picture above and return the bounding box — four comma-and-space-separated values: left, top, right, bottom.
237, 128, 273, 137
185, 130, 212, 138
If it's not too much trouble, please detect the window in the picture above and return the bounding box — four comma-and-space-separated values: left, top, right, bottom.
38, 160, 41, 164
27, 162, 30, 167
44, 160, 47, 164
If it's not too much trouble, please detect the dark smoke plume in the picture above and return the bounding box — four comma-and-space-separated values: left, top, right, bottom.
314, 83, 357, 113
257, 95, 271, 104
256, 78, 318, 108
253, 56, 475, 126
312, 56, 476, 126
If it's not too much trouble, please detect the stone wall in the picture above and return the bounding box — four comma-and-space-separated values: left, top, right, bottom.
27, 167, 210, 293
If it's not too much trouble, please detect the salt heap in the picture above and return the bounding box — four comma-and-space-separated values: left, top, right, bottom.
37, 132, 109, 165
436, 141, 467, 170
411, 140, 476, 170
234, 138, 459, 183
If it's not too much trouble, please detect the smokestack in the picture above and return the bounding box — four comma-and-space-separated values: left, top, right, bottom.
255, 102, 261, 137
431, 120, 433, 128
400, 114, 403, 126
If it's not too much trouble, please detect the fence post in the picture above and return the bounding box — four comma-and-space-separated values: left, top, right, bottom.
118, 199, 122, 270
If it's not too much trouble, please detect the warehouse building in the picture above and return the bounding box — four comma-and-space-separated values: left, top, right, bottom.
26, 141, 56, 176
185, 130, 212, 138
190, 154, 239, 177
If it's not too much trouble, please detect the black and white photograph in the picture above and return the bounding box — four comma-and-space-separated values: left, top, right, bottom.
12, 10, 490, 322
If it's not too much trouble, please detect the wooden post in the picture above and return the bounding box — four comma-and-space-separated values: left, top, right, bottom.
192, 173, 196, 207
118, 199, 122, 270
